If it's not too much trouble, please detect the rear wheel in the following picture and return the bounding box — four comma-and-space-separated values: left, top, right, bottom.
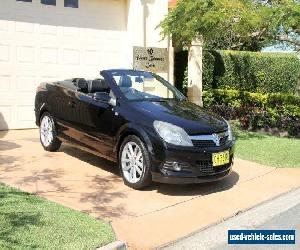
119, 135, 152, 189
39, 112, 61, 152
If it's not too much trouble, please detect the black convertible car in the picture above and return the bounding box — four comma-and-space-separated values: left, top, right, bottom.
35, 69, 235, 189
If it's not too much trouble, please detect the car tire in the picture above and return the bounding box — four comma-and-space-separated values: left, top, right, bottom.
119, 135, 152, 190
39, 112, 61, 152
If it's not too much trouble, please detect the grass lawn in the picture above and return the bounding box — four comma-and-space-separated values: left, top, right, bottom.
234, 128, 300, 168
0, 183, 115, 249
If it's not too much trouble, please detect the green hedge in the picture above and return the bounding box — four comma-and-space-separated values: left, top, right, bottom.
203, 89, 300, 136
202, 50, 300, 93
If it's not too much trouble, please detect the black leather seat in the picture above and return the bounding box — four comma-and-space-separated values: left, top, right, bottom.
88, 79, 110, 93
75, 78, 88, 93
118, 75, 132, 89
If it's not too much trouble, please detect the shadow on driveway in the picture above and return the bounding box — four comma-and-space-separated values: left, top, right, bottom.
61, 145, 119, 176
0, 132, 240, 220
0, 141, 21, 151
156, 171, 239, 197
60, 144, 239, 198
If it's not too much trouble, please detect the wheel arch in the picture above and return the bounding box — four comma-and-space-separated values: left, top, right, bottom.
115, 124, 154, 158
37, 101, 56, 126
37, 105, 49, 126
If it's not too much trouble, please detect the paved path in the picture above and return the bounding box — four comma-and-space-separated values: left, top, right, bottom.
162, 188, 300, 250
1, 129, 300, 249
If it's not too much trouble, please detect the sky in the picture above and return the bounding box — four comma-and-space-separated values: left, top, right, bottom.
262, 45, 297, 53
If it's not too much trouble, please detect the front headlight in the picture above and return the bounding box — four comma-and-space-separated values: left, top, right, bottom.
153, 121, 193, 146
226, 121, 233, 141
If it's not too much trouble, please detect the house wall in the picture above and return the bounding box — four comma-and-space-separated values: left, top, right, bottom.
0, 0, 171, 130
126, 0, 170, 81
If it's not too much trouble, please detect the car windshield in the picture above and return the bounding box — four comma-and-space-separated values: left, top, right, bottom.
108, 70, 185, 101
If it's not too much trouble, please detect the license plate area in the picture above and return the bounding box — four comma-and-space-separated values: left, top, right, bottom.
212, 150, 230, 167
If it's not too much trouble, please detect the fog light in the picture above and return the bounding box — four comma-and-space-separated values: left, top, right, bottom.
172, 162, 181, 171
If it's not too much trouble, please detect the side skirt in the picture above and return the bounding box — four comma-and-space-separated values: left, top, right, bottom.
58, 135, 118, 163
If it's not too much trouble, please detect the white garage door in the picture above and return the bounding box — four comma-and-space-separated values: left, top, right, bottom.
0, 0, 129, 130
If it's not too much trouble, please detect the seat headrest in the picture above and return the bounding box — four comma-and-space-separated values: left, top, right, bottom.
118, 75, 132, 88
88, 79, 110, 93
76, 78, 88, 91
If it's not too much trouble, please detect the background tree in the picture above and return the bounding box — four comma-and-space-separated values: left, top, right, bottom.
160, 0, 300, 51
266, 0, 300, 51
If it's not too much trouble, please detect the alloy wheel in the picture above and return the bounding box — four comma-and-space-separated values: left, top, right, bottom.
40, 115, 53, 147
121, 141, 144, 183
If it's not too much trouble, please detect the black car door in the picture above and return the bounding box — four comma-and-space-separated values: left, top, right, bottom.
55, 79, 93, 143
55, 78, 122, 161
61, 91, 115, 158
80, 80, 122, 160
49, 81, 79, 133
84, 97, 116, 157
66, 90, 93, 140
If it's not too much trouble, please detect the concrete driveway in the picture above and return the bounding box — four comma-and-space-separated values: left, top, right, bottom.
1, 129, 300, 249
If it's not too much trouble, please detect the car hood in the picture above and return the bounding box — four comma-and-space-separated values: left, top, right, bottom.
130, 99, 227, 135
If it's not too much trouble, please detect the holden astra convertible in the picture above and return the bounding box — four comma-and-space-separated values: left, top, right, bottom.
35, 69, 235, 189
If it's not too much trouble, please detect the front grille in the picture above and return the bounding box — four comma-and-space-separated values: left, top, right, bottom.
197, 160, 214, 175
192, 140, 215, 148
192, 135, 228, 148
196, 160, 230, 175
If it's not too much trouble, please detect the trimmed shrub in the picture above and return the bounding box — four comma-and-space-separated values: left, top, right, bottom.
202, 50, 216, 89
203, 89, 300, 136
202, 50, 300, 93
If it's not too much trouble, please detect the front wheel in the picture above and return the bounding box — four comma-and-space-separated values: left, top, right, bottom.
39, 112, 61, 152
119, 135, 152, 189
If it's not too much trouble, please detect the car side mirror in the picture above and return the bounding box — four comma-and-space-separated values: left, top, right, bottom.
93, 92, 116, 106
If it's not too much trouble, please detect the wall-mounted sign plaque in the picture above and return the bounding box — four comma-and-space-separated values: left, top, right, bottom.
133, 46, 168, 72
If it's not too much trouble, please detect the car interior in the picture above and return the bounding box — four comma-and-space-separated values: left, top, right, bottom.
71, 74, 174, 101
116, 74, 174, 100
73, 78, 111, 95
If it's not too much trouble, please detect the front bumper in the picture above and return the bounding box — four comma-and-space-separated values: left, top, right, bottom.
152, 166, 232, 184
150, 141, 235, 184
